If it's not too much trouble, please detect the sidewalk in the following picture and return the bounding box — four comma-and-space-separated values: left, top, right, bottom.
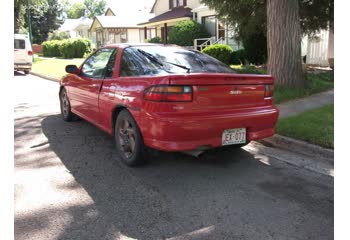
277, 89, 334, 119
261, 89, 334, 168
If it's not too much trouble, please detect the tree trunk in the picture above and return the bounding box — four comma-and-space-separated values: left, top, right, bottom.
14, 0, 23, 33
267, 0, 304, 88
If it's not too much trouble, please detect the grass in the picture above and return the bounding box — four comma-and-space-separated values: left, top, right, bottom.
230, 64, 334, 104
276, 104, 334, 148
32, 57, 84, 80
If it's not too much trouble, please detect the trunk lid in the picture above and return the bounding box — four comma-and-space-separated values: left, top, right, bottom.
169, 73, 273, 110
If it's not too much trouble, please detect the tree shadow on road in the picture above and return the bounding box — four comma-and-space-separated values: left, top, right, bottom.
14, 114, 334, 240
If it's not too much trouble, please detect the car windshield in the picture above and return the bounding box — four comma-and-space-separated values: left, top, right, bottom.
129, 46, 235, 74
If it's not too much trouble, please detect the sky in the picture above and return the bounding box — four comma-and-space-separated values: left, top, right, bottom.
69, 0, 155, 14
107, 0, 155, 13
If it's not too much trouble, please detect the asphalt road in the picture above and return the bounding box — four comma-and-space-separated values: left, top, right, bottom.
14, 73, 334, 240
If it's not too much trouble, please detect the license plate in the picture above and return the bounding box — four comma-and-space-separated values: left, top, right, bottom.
222, 128, 246, 145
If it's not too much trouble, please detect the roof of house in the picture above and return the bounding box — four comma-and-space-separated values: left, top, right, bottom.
92, 12, 154, 29
144, 7, 192, 24
59, 17, 93, 31
59, 19, 81, 31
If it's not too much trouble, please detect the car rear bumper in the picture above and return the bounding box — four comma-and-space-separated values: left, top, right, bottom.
14, 63, 32, 71
139, 106, 279, 151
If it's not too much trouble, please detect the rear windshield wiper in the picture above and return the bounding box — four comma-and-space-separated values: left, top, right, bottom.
137, 49, 191, 73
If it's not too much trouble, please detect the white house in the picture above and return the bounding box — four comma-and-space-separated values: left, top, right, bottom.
138, 0, 239, 49
89, 8, 156, 48
58, 17, 92, 39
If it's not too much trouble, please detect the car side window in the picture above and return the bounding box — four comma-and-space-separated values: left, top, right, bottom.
81, 48, 115, 79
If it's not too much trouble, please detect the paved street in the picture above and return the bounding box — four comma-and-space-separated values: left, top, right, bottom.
14, 73, 334, 240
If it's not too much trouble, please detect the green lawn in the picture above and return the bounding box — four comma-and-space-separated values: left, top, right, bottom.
230, 65, 334, 104
276, 104, 334, 148
32, 57, 84, 80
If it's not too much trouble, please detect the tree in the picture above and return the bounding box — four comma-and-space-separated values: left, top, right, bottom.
14, 0, 46, 33
267, 0, 304, 87
83, 0, 107, 18
24, 0, 63, 43
68, 2, 86, 19
201, 0, 334, 87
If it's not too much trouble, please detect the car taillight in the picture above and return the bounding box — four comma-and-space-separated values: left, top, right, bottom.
144, 85, 193, 102
264, 84, 274, 98
28, 51, 33, 56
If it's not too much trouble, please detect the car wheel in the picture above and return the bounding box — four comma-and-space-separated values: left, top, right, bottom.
115, 110, 146, 166
59, 88, 75, 121
24, 70, 29, 74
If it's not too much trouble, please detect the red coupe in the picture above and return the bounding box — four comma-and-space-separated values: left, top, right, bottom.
60, 44, 279, 166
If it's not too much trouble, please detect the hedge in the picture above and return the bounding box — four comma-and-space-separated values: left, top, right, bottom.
202, 44, 233, 65
42, 38, 92, 58
42, 40, 62, 57
231, 49, 247, 65
168, 20, 210, 46
147, 36, 162, 43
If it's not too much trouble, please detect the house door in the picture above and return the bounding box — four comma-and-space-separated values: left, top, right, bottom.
202, 16, 217, 38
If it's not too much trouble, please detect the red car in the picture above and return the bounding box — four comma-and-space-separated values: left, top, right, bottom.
60, 44, 279, 166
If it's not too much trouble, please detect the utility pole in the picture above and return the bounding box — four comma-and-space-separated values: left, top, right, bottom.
25, 0, 33, 44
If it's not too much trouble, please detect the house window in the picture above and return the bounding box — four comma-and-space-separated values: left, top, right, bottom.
170, 0, 186, 9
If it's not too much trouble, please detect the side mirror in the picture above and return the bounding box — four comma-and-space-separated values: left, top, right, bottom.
65, 65, 80, 74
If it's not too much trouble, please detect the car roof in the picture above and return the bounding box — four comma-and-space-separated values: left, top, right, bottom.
14, 33, 29, 40
104, 43, 181, 49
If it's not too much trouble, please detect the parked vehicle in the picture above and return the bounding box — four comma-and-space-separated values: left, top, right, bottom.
14, 33, 33, 74
60, 44, 279, 166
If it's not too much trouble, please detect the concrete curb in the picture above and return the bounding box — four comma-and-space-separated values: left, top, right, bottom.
259, 134, 334, 163
30, 72, 60, 82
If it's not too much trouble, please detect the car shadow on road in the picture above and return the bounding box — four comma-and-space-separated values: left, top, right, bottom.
14, 71, 26, 76
15, 114, 333, 240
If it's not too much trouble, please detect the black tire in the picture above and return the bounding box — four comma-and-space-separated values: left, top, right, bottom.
115, 110, 146, 166
59, 88, 75, 121
24, 70, 29, 75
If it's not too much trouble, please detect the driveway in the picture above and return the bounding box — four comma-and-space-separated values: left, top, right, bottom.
14, 73, 334, 240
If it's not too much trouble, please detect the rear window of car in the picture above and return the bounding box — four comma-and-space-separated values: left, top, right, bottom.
124, 46, 235, 75
14, 39, 26, 49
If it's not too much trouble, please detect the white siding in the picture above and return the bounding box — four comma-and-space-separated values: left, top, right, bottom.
153, 0, 170, 15
154, 0, 201, 15
306, 29, 330, 66
186, 0, 201, 9
127, 29, 142, 43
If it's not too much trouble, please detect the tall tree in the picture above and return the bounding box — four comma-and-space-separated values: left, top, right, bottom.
24, 0, 63, 43
14, 0, 24, 32
267, 0, 304, 87
201, 0, 334, 87
68, 2, 87, 19
83, 0, 107, 18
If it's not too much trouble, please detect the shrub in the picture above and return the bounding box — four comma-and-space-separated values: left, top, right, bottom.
42, 40, 62, 57
168, 20, 210, 46
147, 36, 162, 43
59, 38, 92, 58
231, 49, 247, 65
241, 32, 267, 64
202, 44, 233, 65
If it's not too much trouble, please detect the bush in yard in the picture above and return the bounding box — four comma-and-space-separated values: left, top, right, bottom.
42, 40, 62, 57
59, 38, 92, 58
147, 36, 162, 43
168, 20, 210, 46
231, 49, 247, 65
202, 44, 233, 65
241, 32, 267, 64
